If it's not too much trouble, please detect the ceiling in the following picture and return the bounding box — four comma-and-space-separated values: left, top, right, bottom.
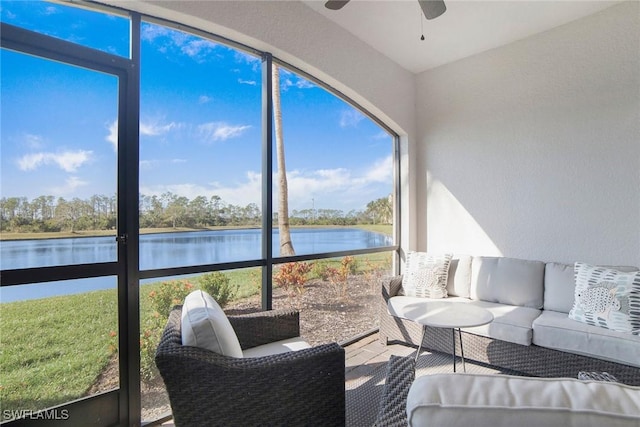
302, 0, 620, 74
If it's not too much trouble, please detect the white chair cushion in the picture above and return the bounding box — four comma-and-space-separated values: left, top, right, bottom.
243, 337, 311, 358
407, 373, 640, 427
181, 290, 243, 358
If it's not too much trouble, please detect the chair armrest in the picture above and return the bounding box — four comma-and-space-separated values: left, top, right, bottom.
228, 309, 300, 349
382, 275, 404, 303
374, 355, 415, 427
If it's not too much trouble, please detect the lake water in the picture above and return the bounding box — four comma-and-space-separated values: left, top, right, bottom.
1, 228, 392, 302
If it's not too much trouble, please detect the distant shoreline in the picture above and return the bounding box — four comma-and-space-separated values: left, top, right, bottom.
0, 224, 392, 241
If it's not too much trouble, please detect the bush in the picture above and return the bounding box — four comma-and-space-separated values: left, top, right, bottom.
311, 260, 333, 281
273, 262, 313, 296
198, 272, 236, 308
148, 280, 195, 317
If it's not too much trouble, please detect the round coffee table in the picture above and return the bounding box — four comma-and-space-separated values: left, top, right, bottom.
395, 300, 493, 372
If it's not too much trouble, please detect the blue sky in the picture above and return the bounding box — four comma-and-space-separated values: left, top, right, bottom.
1, 1, 393, 213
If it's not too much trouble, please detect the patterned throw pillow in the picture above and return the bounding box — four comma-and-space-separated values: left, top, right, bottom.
568, 263, 640, 335
400, 252, 452, 299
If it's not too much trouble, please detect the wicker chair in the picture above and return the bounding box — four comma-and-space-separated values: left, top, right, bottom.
156, 306, 346, 427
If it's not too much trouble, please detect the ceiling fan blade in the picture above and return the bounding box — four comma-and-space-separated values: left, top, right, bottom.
419, 0, 446, 20
325, 0, 350, 10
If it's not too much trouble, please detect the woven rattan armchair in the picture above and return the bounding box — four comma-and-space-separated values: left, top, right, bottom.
156, 306, 346, 427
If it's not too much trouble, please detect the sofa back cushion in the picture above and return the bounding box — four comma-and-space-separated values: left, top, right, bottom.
407, 373, 640, 427
181, 290, 244, 357
446, 255, 472, 298
544, 262, 640, 314
470, 257, 544, 309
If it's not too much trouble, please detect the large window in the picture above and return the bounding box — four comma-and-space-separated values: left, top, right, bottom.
1, 1, 399, 425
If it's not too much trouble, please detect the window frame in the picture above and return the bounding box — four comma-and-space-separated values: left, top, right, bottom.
0, 4, 400, 425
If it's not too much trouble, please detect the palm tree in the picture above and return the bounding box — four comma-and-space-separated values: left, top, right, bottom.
272, 64, 295, 256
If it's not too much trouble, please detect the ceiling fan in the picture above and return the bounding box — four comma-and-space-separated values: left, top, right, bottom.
325, 0, 447, 20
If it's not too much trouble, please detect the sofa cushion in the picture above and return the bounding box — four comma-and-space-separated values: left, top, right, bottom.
544, 262, 640, 314
446, 255, 472, 298
471, 257, 545, 309
462, 300, 541, 346
569, 263, 640, 334
242, 337, 311, 358
400, 252, 452, 299
181, 290, 244, 358
533, 310, 640, 368
407, 373, 640, 427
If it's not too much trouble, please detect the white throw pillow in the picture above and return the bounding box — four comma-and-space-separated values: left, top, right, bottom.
401, 252, 452, 299
568, 263, 640, 335
181, 290, 244, 357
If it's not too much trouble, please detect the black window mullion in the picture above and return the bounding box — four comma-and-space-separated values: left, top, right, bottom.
261, 53, 274, 311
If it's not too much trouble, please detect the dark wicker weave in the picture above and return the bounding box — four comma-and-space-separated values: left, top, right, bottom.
156, 306, 346, 427
380, 276, 640, 386
373, 355, 415, 427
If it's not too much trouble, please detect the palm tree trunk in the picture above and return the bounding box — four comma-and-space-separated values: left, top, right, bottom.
272, 64, 295, 256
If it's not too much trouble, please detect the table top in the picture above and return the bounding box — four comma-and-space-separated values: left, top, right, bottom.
396, 300, 494, 329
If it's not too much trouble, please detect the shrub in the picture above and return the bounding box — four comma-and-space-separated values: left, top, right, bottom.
148, 280, 195, 316
311, 260, 333, 281
273, 262, 313, 296
198, 272, 236, 308
341, 256, 359, 275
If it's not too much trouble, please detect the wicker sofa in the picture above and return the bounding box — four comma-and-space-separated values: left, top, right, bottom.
379, 255, 640, 385
156, 300, 345, 427
374, 355, 640, 427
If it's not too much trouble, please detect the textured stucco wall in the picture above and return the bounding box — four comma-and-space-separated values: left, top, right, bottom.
101, 0, 418, 251
416, 2, 640, 265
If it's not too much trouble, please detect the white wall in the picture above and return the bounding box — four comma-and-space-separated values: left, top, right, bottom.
416, 2, 640, 265
102, 0, 418, 251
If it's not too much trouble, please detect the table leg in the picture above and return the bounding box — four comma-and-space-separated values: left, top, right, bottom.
415, 325, 426, 362
458, 328, 466, 373
452, 328, 456, 373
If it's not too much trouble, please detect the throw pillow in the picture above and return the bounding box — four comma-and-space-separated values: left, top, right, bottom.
568, 263, 640, 335
400, 252, 452, 299
181, 290, 244, 357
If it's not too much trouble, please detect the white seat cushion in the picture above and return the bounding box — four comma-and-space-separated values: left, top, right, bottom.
181, 290, 244, 358
533, 310, 640, 367
243, 337, 312, 358
407, 373, 640, 427
463, 300, 540, 346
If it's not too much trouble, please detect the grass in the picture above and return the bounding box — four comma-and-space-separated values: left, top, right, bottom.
0, 225, 393, 417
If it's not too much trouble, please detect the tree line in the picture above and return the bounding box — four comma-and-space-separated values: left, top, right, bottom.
0, 192, 392, 233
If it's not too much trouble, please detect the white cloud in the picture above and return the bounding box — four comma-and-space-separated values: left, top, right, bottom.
23, 133, 45, 149
140, 154, 391, 212
141, 23, 218, 62
339, 109, 365, 128
50, 176, 88, 195
197, 122, 251, 142
106, 120, 118, 151
140, 120, 180, 136
238, 78, 257, 86
140, 171, 262, 207
359, 155, 393, 184
198, 95, 212, 104
17, 150, 93, 172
